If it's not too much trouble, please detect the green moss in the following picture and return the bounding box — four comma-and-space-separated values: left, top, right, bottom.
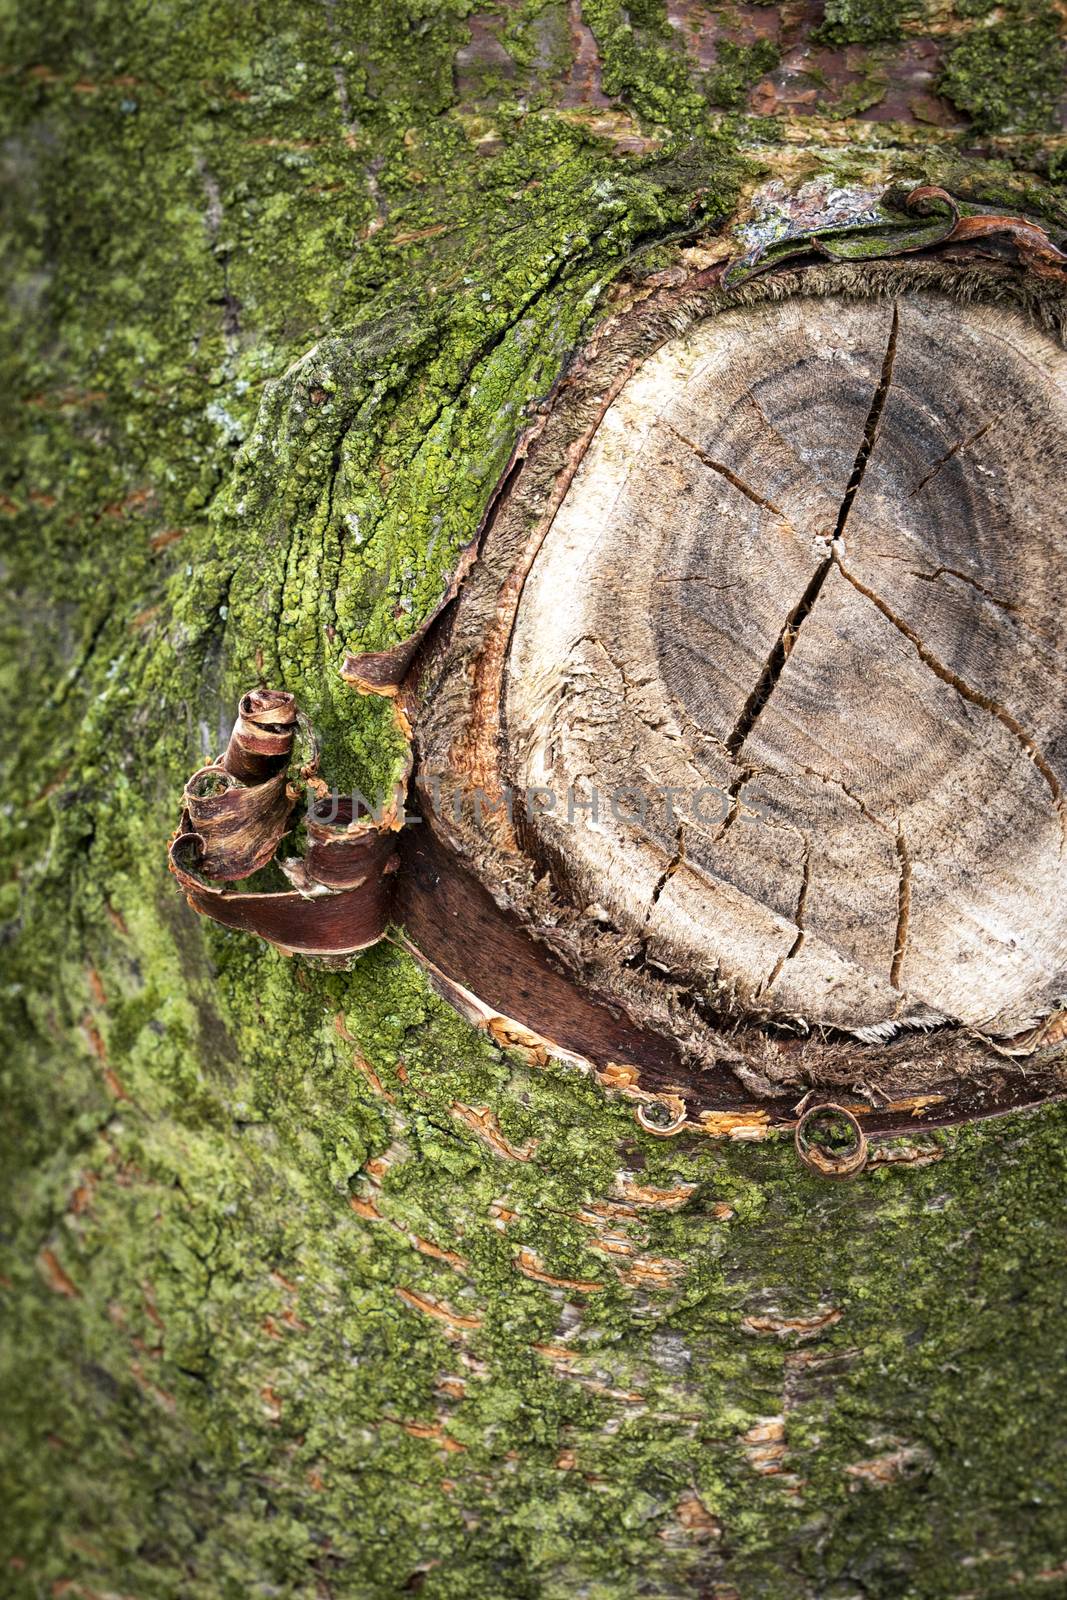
3, 0, 1067, 1595
940, 11, 1065, 134
707, 40, 781, 111
814, 0, 917, 47
579, 0, 708, 129
827, 58, 891, 119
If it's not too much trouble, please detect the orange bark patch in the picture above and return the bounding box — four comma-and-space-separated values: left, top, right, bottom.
82, 1015, 107, 1060
742, 1416, 787, 1475
259, 1385, 283, 1420
599, 1062, 640, 1088
38, 1249, 80, 1298
350, 1051, 392, 1099
395, 1287, 483, 1330
589, 1235, 634, 1257
845, 1443, 932, 1488
699, 1110, 770, 1140
576, 1199, 639, 1223
742, 1308, 842, 1340
615, 1176, 698, 1210
514, 1250, 603, 1293
333, 1020, 395, 1095
68, 1173, 97, 1216
412, 1236, 467, 1271
668, 1489, 722, 1542
450, 1102, 537, 1161
148, 527, 185, 552
392, 1417, 467, 1452
885, 1093, 947, 1116
485, 1015, 551, 1065
131, 1362, 177, 1413
532, 1342, 579, 1363
616, 1256, 684, 1289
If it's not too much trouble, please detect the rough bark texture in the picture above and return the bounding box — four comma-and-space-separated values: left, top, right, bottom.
2, 4, 1067, 1599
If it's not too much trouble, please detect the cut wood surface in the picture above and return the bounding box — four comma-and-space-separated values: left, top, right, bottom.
447, 292, 1067, 1041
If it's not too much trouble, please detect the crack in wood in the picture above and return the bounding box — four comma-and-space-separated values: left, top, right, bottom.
908, 564, 1018, 614
722, 306, 900, 765
715, 769, 749, 841
663, 422, 792, 522
798, 765, 894, 836
760, 837, 812, 996
722, 555, 836, 761
647, 823, 686, 919
655, 573, 743, 591
891, 827, 912, 991
834, 554, 1066, 846
909, 417, 997, 496
833, 302, 899, 543
853, 542, 1030, 626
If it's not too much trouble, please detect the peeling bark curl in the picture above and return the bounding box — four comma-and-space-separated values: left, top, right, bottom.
169, 689, 402, 960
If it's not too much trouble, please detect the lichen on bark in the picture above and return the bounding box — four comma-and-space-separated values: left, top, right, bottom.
2, 2, 1067, 1597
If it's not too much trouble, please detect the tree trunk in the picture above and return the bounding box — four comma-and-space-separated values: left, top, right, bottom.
3, 4, 1067, 1598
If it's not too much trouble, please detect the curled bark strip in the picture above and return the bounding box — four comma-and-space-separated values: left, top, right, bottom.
725, 185, 1067, 289
181, 764, 294, 881
225, 689, 298, 781
169, 691, 401, 959
168, 838, 393, 956
180, 688, 301, 880
795, 1104, 868, 1180
906, 186, 1067, 272
302, 796, 401, 890
175, 687, 306, 882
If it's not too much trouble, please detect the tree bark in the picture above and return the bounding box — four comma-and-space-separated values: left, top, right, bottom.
2, 4, 1067, 1598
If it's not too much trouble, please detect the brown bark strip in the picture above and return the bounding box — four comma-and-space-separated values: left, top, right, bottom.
181, 689, 298, 881
169, 689, 402, 958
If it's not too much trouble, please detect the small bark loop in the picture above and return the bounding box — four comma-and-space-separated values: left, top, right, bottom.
795, 1104, 868, 1180
635, 1097, 689, 1137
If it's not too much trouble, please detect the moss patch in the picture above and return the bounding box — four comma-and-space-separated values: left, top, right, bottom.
940, 9, 1065, 134
2, 0, 1067, 1596
815, 0, 918, 48
707, 40, 781, 111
